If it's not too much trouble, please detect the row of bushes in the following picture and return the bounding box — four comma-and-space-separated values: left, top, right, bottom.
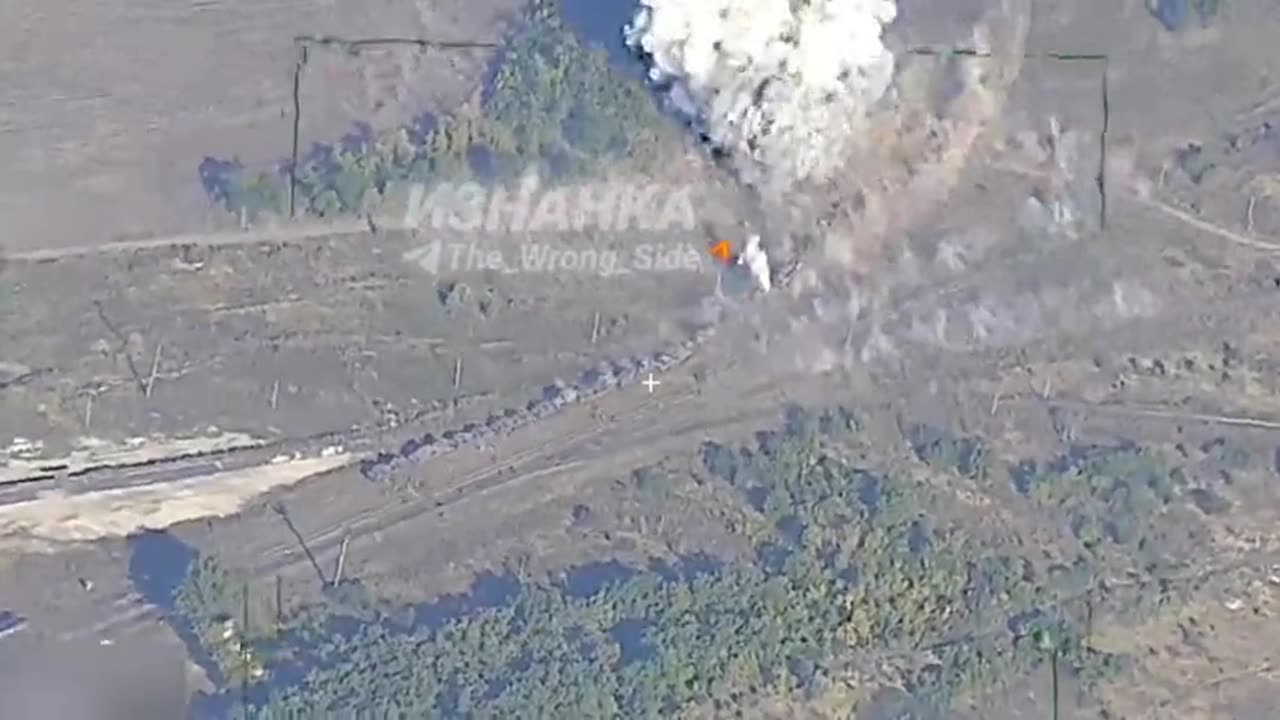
199, 3, 672, 222
170, 408, 1128, 717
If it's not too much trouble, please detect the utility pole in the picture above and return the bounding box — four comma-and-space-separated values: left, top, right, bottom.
333, 535, 351, 586
1051, 647, 1060, 720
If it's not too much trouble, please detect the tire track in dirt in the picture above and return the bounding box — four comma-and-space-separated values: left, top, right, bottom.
60, 195, 1275, 639
895, 278, 1280, 382
249, 357, 819, 576
71, 217, 1275, 640
1011, 397, 1280, 434
74, 266, 1273, 643
78, 358, 823, 641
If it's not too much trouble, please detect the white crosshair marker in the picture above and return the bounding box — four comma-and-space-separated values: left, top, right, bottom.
642, 372, 661, 393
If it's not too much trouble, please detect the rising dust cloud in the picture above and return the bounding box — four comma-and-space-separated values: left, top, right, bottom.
626, 0, 899, 191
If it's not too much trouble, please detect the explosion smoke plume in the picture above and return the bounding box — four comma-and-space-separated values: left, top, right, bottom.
626, 0, 899, 191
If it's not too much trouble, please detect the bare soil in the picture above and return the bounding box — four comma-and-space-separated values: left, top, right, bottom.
6, 0, 1280, 718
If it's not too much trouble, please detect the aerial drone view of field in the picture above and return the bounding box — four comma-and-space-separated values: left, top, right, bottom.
3, 0, 1280, 717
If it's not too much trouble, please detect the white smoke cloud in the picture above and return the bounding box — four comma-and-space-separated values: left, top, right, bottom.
625, 0, 899, 190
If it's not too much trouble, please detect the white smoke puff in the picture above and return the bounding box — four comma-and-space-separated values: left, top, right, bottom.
625, 0, 899, 190
739, 234, 772, 292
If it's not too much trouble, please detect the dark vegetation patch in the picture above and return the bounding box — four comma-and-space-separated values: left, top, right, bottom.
163, 407, 1133, 718
1148, 0, 1226, 32
1201, 436, 1250, 471
907, 423, 986, 478
1187, 487, 1232, 515
1010, 444, 1183, 552
198, 2, 672, 221
0, 610, 25, 636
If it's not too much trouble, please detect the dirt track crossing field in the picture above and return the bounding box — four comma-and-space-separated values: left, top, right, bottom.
11, 1, 1280, 716
56, 315, 841, 639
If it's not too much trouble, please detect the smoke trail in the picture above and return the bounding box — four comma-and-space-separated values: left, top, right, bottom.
625, 0, 899, 191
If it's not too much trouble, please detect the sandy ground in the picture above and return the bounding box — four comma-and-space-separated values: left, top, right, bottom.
0, 454, 349, 552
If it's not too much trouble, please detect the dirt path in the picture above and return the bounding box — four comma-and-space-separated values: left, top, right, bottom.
3, 217, 376, 263
64, 306, 832, 634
